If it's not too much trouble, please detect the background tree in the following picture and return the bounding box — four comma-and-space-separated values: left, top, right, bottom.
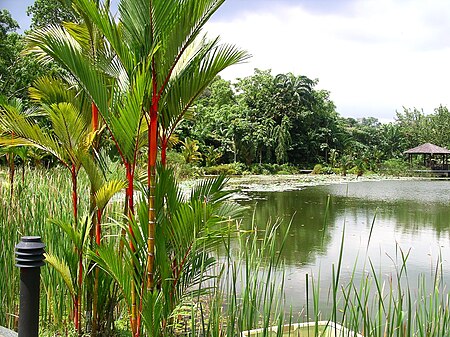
27, 0, 79, 29
0, 10, 47, 102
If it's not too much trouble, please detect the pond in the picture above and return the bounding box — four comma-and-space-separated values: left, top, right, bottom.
236, 179, 450, 315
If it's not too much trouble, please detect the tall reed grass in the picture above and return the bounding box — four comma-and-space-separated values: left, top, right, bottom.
0, 167, 123, 333
1, 167, 72, 329
184, 215, 450, 337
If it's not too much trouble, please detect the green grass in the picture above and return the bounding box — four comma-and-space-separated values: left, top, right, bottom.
0, 166, 123, 332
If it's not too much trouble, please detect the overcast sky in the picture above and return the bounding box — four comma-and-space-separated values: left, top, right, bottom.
3, 0, 450, 121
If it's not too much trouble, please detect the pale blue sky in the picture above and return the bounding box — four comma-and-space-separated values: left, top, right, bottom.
3, 0, 450, 121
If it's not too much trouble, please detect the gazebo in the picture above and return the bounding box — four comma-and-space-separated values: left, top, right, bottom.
403, 143, 450, 170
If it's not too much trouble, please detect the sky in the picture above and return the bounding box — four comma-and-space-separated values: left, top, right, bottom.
3, 0, 450, 122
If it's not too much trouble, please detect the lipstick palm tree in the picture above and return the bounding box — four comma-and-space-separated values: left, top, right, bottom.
24, 0, 248, 335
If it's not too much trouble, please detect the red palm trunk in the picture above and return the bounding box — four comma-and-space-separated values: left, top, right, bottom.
95, 209, 102, 245
147, 91, 158, 292
125, 161, 138, 336
71, 164, 78, 225
92, 103, 99, 131
76, 251, 83, 336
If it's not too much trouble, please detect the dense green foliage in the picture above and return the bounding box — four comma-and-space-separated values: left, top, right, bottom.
175, 72, 450, 173
27, 0, 79, 29
0, 10, 48, 102
181, 70, 341, 166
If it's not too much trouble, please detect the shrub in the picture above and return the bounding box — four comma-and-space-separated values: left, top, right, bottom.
321, 166, 335, 175
312, 164, 323, 175
249, 163, 298, 175
203, 162, 246, 176
276, 170, 290, 175
278, 163, 299, 174
332, 167, 341, 175
167, 151, 203, 179
380, 158, 410, 176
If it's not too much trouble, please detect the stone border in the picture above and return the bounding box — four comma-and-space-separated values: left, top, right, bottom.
0, 327, 17, 337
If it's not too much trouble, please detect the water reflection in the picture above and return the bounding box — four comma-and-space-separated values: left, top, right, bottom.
236, 180, 450, 313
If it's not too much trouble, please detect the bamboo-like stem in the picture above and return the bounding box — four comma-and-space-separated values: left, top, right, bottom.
89, 102, 100, 336
71, 164, 78, 226
124, 161, 138, 336
92, 208, 102, 336
147, 79, 158, 292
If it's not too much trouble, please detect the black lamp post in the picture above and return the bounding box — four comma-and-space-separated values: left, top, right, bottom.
15, 236, 46, 337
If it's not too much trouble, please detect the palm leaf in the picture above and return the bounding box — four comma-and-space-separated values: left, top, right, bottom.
26, 24, 110, 118
29, 76, 79, 106
90, 243, 133, 311
190, 175, 232, 203
45, 253, 76, 301
0, 101, 70, 166
94, 179, 127, 210
72, 0, 139, 76
160, 36, 249, 139
44, 102, 90, 159
78, 150, 105, 192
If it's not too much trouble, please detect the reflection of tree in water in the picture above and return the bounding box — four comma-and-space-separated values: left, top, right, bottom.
239, 189, 339, 266
334, 196, 450, 237
383, 201, 450, 237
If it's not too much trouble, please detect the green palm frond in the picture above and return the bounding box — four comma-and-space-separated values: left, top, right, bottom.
63, 21, 93, 52
72, 0, 138, 76
157, 0, 225, 85
94, 179, 127, 210
48, 216, 91, 251
45, 253, 76, 301
214, 202, 246, 222
90, 243, 134, 311
155, 165, 183, 212
190, 174, 232, 203
160, 36, 249, 138
29, 76, 79, 105
44, 102, 89, 157
117, 0, 154, 60
105, 68, 147, 161
78, 150, 105, 192
0, 101, 70, 166
141, 290, 165, 337
26, 24, 110, 117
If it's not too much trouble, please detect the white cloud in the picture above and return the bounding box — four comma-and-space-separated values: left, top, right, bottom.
206, 0, 450, 120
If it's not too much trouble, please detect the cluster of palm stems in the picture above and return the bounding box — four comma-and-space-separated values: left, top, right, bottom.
0, 0, 248, 336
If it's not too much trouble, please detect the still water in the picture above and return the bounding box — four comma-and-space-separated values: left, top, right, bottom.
237, 179, 450, 313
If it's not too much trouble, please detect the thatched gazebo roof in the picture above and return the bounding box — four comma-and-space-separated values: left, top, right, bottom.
403, 143, 450, 155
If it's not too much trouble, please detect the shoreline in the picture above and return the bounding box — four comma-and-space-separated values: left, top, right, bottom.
179, 173, 430, 195
221, 173, 422, 193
